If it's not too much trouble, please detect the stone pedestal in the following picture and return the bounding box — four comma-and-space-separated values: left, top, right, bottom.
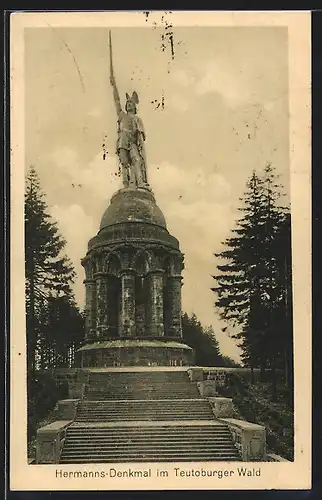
78, 187, 195, 367
78, 339, 194, 367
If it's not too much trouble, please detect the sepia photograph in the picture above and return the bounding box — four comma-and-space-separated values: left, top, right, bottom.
10, 11, 311, 491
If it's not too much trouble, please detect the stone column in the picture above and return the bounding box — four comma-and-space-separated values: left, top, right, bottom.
96, 273, 109, 339
106, 275, 120, 338
147, 271, 164, 337
168, 275, 183, 338
84, 279, 96, 341
120, 270, 136, 337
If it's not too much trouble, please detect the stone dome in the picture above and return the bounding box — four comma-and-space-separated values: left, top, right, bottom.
100, 188, 167, 230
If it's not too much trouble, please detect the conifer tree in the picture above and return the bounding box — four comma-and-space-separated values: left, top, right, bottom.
212, 164, 291, 390
182, 312, 226, 366
25, 166, 82, 370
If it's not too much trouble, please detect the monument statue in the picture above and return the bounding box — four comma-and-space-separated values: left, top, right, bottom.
109, 31, 149, 190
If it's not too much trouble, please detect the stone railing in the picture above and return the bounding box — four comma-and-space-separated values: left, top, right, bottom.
196, 380, 217, 397
36, 420, 73, 464
187, 367, 204, 382
208, 397, 233, 418
266, 453, 291, 462
220, 418, 266, 461
68, 381, 86, 399
55, 399, 80, 420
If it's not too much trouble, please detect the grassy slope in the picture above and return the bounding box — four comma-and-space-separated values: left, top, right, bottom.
220, 374, 294, 460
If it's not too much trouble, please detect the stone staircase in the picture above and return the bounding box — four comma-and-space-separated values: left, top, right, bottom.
75, 399, 214, 422
60, 423, 240, 463
59, 370, 241, 463
84, 371, 201, 400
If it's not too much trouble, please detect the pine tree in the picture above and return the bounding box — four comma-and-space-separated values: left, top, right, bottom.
25, 166, 80, 370
212, 164, 291, 390
182, 312, 223, 366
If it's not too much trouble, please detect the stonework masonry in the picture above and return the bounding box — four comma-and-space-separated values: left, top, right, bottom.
78, 187, 194, 367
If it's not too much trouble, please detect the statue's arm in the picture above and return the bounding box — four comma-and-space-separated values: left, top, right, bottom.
109, 32, 122, 115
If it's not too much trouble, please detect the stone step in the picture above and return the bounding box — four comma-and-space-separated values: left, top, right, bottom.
77, 410, 210, 415
87, 383, 193, 386
77, 404, 211, 408
83, 395, 200, 401
77, 407, 213, 413
67, 428, 231, 435
86, 382, 195, 386
66, 438, 232, 444
86, 385, 195, 388
88, 373, 190, 381
78, 401, 206, 407
67, 426, 230, 439
85, 388, 197, 392
62, 448, 237, 455
67, 424, 228, 430
76, 412, 213, 417
85, 388, 198, 392
76, 412, 213, 416
79, 398, 205, 403
60, 449, 240, 457
75, 417, 213, 422
60, 452, 240, 463
76, 413, 213, 416
78, 406, 210, 410
60, 457, 240, 463
59, 421, 240, 464
84, 392, 199, 396
67, 428, 231, 434
83, 371, 200, 401
76, 399, 213, 421
64, 438, 233, 445
63, 440, 235, 447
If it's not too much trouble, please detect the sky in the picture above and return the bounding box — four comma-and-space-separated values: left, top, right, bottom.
25, 20, 290, 362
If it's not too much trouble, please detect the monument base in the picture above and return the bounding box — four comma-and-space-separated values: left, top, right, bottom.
76, 339, 195, 367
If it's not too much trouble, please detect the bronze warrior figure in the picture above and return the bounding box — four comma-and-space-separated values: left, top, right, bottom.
109, 31, 148, 189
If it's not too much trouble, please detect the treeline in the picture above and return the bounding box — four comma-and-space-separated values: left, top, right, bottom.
182, 312, 240, 368
25, 166, 84, 372
212, 164, 293, 399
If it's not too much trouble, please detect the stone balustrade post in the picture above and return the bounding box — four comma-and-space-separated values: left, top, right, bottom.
220, 418, 267, 461
36, 421, 73, 464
